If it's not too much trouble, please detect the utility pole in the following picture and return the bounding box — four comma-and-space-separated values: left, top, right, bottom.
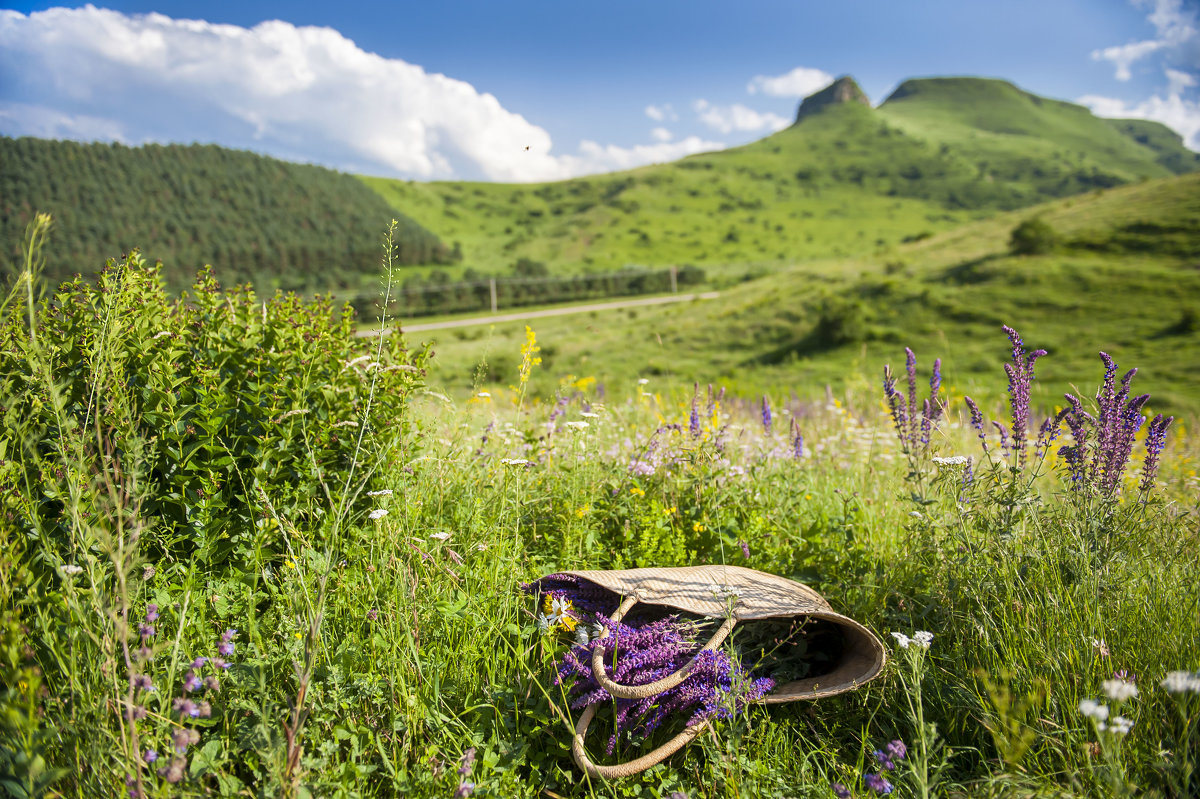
669, 265, 678, 294
490, 278, 498, 313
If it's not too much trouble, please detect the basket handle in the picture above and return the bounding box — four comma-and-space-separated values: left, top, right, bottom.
571, 703, 707, 779
590, 594, 737, 700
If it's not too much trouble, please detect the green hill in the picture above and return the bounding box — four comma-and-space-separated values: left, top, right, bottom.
421, 172, 1200, 414
0, 137, 457, 291
363, 76, 1196, 278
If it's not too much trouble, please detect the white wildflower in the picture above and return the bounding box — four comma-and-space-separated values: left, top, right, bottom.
931, 456, 971, 467
580, 412, 599, 418
429, 532, 450, 541
637, 378, 649, 385
368, 509, 388, 520
1091, 637, 1110, 657
1161, 671, 1200, 694
574, 626, 590, 645
1108, 715, 1134, 735
367, 489, 393, 497
152, 330, 172, 340
1103, 679, 1138, 702
58, 564, 84, 577
913, 630, 934, 648
477, 391, 491, 398
891, 632, 911, 649
909, 511, 923, 518
500, 458, 529, 466
1079, 699, 1109, 722
536, 614, 551, 633
565, 421, 590, 430
708, 584, 740, 600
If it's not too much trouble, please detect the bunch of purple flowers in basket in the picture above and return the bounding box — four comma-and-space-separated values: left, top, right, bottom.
525, 574, 775, 756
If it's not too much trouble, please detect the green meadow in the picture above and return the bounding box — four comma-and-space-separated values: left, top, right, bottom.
2, 75, 1200, 798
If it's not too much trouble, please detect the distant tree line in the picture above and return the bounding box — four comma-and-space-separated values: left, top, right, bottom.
353, 260, 706, 320
0, 137, 458, 292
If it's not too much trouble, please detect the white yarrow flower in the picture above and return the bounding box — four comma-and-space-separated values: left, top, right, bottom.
891, 632, 911, 649
429, 532, 450, 541
500, 458, 529, 466
367, 489, 393, 497
1108, 715, 1134, 735
1079, 699, 1109, 722
368, 508, 388, 520
477, 391, 491, 398
1161, 671, 1200, 694
932, 455, 971, 467
637, 378, 649, 385
1102, 679, 1138, 701
580, 412, 599, 418
58, 564, 84, 577
913, 630, 934, 648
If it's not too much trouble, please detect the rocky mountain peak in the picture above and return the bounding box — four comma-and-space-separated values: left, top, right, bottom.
794, 75, 871, 123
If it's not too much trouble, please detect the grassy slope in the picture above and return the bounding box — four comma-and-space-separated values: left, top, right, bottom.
363, 77, 1195, 280
418, 172, 1200, 415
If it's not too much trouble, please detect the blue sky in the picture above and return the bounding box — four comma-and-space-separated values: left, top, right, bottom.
1, 1, 1197, 181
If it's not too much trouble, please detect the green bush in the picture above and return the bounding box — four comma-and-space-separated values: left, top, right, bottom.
1, 248, 429, 569
1009, 217, 1059, 255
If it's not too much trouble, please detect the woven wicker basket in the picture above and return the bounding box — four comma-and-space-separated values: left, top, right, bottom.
540, 565, 886, 778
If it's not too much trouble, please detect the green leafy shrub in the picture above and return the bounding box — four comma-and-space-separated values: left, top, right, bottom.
1009, 217, 1059, 255
1, 249, 429, 569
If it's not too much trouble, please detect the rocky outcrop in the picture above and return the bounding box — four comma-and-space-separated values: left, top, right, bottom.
794, 76, 871, 123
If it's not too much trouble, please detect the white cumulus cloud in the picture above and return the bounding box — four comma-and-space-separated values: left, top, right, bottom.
557, 136, 724, 175
0, 6, 714, 181
644, 103, 678, 122
1092, 0, 1197, 81
693, 99, 789, 134
746, 66, 834, 97
1080, 89, 1200, 150
1083, 0, 1200, 150
650, 127, 672, 142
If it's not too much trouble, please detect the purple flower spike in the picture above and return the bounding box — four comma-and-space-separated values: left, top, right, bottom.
832, 784, 852, 799
143, 749, 158, 764
791, 418, 804, 459
864, 773, 894, 795
183, 671, 202, 692
873, 750, 896, 771
190, 656, 208, 670
1000, 325, 1046, 466
1140, 414, 1174, 493
760, 396, 772, 433
885, 739, 907, 761
145, 604, 159, 623
905, 348, 918, 447
964, 396, 988, 454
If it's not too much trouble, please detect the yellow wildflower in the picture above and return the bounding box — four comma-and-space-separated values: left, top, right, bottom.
630, 486, 645, 497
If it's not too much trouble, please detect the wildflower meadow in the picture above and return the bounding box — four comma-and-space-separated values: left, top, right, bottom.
1, 217, 1198, 797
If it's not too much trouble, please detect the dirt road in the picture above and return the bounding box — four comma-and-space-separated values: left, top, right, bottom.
358, 291, 720, 336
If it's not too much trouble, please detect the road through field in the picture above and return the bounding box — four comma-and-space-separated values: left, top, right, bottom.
359, 291, 721, 336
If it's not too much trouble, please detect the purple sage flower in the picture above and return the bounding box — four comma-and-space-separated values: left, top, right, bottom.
832, 784, 852, 799
885, 739, 907, 761
791, 418, 804, 459
145, 604, 159, 623
864, 773, 894, 795
183, 671, 202, 692
143, 749, 158, 764
761, 396, 772, 433
1140, 414, 1174, 493
873, 750, 895, 771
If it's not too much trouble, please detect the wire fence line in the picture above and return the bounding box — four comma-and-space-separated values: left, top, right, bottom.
345, 265, 706, 321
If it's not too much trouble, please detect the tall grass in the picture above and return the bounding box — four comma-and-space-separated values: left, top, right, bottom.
1, 220, 1197, 797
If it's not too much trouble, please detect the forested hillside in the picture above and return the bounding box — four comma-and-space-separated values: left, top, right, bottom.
0, 137, 458, 290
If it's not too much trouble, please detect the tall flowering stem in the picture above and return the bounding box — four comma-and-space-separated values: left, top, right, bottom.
882, 349, 944, 458
1001, 325, 1047, 467
1058, 352, 1162, 498
1139, 414, 1174, 494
